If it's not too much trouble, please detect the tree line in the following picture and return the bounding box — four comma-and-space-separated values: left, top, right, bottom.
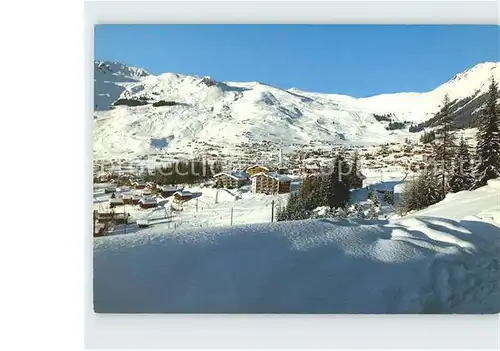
398, 77, 500, 214
276, 152, 364, 221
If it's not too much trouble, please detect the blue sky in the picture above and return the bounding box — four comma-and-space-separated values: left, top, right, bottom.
95, 25, 499, 97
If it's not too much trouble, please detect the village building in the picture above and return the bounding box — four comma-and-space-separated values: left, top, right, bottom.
109, 197, 124, 208
299, 163, 321, 175
104, 184, 117, 193
138, 197, 158, 209
122, 194, 142, 205
250, 172, 291, 195
129, 179, 147, 189
245, 165, 269, 176
95, 172, 108, 183
136, 219, 150, 228
213, 171, 249, 189
173, 190, 193, 202
159, 185, 184, 198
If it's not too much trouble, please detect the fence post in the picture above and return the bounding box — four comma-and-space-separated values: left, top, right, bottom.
271, 199, 275, 222
230, 207, 233, 226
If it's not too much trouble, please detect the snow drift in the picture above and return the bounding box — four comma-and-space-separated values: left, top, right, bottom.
94, 208, 500, 314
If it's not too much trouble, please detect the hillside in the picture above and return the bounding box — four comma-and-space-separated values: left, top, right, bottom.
93, 61, 499, 159
93, 178, 500, 314
94, 60, 151, 111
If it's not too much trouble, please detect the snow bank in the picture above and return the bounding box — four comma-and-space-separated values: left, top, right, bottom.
94, 215, 500, 314
406, 177, 500, 221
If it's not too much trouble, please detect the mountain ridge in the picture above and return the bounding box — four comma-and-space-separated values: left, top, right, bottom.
93, 61, 499, 159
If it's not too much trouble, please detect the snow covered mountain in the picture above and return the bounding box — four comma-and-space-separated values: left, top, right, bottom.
94, 60, 151, 111
93, 61, 499, 159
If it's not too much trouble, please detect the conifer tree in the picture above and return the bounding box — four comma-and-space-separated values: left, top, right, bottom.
418, 167, 442, 208
383, 190, 394, 205
398, 168, 441, 214
471, 77, 500, 189
203, 159, 213, 179
367, 202, 380, 220
328, 153, 350, 209
432, 94, 456, 199
349, 151, 363, 189
212, 160, 223, 175
448, 136, 474, 193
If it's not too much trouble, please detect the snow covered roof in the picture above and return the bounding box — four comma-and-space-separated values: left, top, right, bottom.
268, 172, 291, 182
245, 165, 269, 171
214, 172, 249, 180
160, 185, 183, 192
174, 190, 192, 197
250, 172, 291, 182
139, 197, 157, 204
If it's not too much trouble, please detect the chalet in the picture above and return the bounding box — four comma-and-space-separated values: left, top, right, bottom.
173, 190, 193, 202
95, 211, 129, 225
122, 194, 133, 205
272, 166, 289, 175
95, 171, 112, 183
136, 219, 150, 228
122, 194, 142, 205
213, 171, 249, 189
146, 182, 157, 190
300, 163, 321, 175
130, 179, 147, 189
251, 172, 291, 195
104, 184, 117, 193
245, 165, 269, 176
109, 197, 124, 208
159, 185, 183, 198
116, 186, 131, 193
139, 197, 158, 209
141, 189, 153, 196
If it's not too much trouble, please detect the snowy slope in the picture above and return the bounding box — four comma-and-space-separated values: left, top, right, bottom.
94, 61, 150, 111
93, 61, 499, 158
93, 179, 500, 314
406, 177, 500, 222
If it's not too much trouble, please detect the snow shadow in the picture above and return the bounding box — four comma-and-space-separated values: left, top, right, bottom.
93, 217, 498, 314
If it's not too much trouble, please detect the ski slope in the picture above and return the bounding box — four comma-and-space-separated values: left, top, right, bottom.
93, 179, 500, 314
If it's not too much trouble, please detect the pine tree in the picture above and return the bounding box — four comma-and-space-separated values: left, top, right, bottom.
212, 160, 223, 175
432, 94, 456, 199
471, 77, 500, 189
328, 153, 350, 209
418, 167, 442, 208
420, 130, 436, 144
368, 189, 376, 202
367, 202, 380, 220
204, 159, 213, 179
398, 168, 441, 214
383, 190, 394, 205
354, 203, 365, 218
348, 151, 363, 189
448, 136, 474, 193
